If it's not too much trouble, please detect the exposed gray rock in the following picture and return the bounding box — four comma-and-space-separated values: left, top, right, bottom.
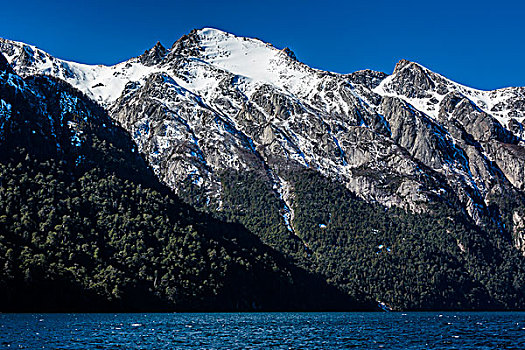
513, 210, 525, 252
439, 92, 516, 143
487, 141, 525, 191
139, 41, 167, 66
381, 96, 462, 170
346, 69, 388, 89
387, 59, 435, 99
3, 30, 525, 251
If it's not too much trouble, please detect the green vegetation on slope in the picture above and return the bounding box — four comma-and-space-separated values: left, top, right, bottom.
0, 67, 365, 312
216, 168, 525, 310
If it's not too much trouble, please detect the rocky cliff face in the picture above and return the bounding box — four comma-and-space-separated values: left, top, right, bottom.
2, 28, 525, 251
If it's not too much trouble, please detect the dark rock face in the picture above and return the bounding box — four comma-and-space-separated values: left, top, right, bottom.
346, 69, 388, 89
488, 142, 525, 191
139, 41, 167, 66
0, 53, 10, 72
281, 47, 297, 61
168, 30, 204, 58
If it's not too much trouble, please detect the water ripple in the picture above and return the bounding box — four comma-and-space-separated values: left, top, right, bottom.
1, 312, 525, 349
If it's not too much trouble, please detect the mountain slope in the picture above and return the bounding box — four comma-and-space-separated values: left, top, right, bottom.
2, 29, 525, 309
4, 29, 525, 231
0, 53, 365, 312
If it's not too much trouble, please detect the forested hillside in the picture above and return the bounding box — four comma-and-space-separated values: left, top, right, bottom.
0, 55, 364, 311
215, 169, 525, 310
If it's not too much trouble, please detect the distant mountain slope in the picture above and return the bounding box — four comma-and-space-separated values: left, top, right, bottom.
2, 28, 525, 310
0, 53, 363, 312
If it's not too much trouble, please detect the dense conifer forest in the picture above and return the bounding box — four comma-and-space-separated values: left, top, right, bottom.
217, 169, 525, 310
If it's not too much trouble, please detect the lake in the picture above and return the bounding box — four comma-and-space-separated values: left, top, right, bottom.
1, 312, 525, 349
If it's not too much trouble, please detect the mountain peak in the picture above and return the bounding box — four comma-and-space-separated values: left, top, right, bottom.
5, 30, 525, 312
393, 59, 424, 74
382, 59, 437, 99
197, 27, 232, 37
153, 41, 165, 51
139, 41, 167, 66
168, 26, 302, 86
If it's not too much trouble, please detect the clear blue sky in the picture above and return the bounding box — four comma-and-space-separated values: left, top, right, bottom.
1, 0, 523, 90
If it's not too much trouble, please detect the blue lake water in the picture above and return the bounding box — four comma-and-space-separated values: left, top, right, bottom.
1, 312, 525, 349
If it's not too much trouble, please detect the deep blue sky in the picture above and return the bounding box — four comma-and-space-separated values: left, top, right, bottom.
1, 0, 523, 90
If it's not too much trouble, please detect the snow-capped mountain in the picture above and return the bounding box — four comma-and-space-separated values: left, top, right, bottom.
2, 28, 525, 251
2, 54, 371, 312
